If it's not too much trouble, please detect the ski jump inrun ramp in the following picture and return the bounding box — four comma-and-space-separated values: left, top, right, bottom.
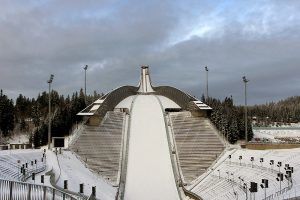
124, 95, 180, 200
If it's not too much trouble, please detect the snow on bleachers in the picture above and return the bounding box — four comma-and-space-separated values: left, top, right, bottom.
190, 148, 300, 200
70, 111, 125, 185
192, 175, 246, 200
170, 111, 225, 183
0, 149, 45, 181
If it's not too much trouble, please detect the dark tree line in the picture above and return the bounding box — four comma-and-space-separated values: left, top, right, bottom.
202, 95, 253, 144
0, 90, 14, 137
32, 89, 87, 147
0, 89, 103, 147
249, 96, 300, 126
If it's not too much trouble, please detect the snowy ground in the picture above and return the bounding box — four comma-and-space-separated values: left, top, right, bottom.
156, 95, 181, 109
115, 95, 136, 109
253, 128, 300, 143
56, 150, 116, 200
8, 133, 30, 144
190, 147, 300, 200
124, 95, 180, 200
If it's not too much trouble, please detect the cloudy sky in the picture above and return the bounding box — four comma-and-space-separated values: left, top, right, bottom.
0, 0, 299, 105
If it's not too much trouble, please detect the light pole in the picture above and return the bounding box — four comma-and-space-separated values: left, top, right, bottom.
84, 65, 88, 104
205, 66, 209, 100
243, 76, 249, 143
47, 74, 54, 150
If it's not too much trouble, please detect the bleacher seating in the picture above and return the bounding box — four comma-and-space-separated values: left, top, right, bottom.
192, 175, 245, 200
170, 111, 225, 184
190, 149, 297, 200
70, 111, 125, 185
0, 150, 45, 181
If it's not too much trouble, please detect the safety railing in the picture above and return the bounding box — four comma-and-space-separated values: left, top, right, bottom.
116, 95, 138, 200
263, 185, 293, 200
0, 155, 46, 182
0, 178, 86, 200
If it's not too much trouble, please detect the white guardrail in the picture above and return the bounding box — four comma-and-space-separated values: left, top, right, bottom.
0, 178, 87, 200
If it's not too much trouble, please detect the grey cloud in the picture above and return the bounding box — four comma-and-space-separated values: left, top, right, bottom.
0, 0, 299, 105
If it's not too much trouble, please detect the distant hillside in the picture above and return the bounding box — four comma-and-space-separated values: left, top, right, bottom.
249, 96, 300, 124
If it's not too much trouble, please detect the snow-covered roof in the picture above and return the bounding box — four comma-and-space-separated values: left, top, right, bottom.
193, 101, 212, 110
77, 98, 105, 116
94, 99, 104, 104
90, 104, 100, 111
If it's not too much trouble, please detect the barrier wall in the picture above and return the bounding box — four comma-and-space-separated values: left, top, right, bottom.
246, 143, 300, 150
0, 178, 85, 200
154, 86, 196, 110
85, 86, 138, 126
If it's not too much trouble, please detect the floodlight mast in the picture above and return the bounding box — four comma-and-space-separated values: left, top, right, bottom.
47, 74, 54, 150
205, 66, 209, 100
84, 65, 88, 104
243, 76, 249, 144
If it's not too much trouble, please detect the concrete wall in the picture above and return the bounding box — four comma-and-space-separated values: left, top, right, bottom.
246, 143, 300, 150
88, 115, 103, 126
95, 86, 138, 118
154, 86, 196, 110
190, 110, 207, 117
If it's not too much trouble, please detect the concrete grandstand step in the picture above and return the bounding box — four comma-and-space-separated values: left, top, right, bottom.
70, 111, 125, 185
170, 111, 225, 184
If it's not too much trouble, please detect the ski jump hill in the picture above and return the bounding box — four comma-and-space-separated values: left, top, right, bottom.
2, 66, 299, 200
73, 66, 225, 200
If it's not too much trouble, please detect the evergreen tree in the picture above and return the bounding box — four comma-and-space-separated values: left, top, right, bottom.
206, 96, 254, 143
32, 103, 41, 128
0, 90, 15, 137
228, 118, 239, 144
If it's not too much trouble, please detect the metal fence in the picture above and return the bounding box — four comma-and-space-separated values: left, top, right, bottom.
0, 178, 86, 200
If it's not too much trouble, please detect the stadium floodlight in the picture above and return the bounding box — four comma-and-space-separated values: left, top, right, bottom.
238, 176, 242, 185
242, 76, 249, 144
276, 173, 284, 192
92, 186, 96, 197
260, 158, 264, 167
250, 156, 254, 168
239, 177, 245, 187
226, 171, 230, 180
260, 179, 269, 199
84, 65, 88, 104
239, 155, 242, 165
277, 161, 282, 173
270, 160, 274, 171
205, 66, 209, 100
284, 164, 289, 170
47, 74, 54, 150
285, 169, 292, 188
231, 172, 234, 182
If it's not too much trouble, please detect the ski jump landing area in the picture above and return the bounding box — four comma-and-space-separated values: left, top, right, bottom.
124, 95, 180, 200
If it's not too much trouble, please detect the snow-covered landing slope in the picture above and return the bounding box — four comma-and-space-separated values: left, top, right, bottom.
124, 95, 180, 200
156, 95, 181, 109
115, 95, 136, 109
57, 151, 116, 200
